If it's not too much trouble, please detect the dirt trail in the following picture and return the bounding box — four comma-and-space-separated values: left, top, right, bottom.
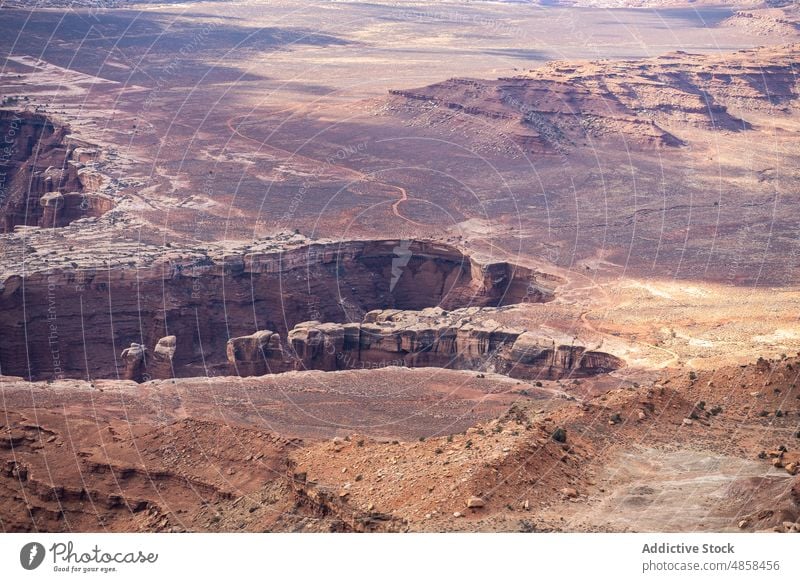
226, 115, 425, 227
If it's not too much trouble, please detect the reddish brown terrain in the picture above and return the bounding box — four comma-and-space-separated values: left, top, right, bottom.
1, 0, 799, 533
2, 357, 798, 532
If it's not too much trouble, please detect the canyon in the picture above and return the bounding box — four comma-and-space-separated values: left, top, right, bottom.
0, 236, 608, 382
0, 0, 799, 535
0, 110, 112, 232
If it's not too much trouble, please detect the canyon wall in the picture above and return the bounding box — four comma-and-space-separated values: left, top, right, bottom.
0, 110, 111, 231
0, 240, 552, 381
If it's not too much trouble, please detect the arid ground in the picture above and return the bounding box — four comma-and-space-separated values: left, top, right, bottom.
0, 0, 799, 532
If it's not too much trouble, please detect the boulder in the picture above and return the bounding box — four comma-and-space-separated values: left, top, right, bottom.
466, 496, 485, 508
551, 427, 567, 443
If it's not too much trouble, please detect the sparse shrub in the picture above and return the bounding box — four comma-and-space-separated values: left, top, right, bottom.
688, 371, 697, 381
551, 427, 567, 443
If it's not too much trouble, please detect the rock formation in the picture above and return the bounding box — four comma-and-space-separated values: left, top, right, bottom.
0, 111, 112, 231
1, 238, 556, 381
722, 8, 800, 37
120, 336, 176, 382
150, 335, 177, 379
120, 343, 146, 382
386, 45, 800, 154
228, 307, 622, 380
227, 330, 287, 376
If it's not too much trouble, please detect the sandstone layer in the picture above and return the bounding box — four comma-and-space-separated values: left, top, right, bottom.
0, 238, 556, 381
0, 111, 112, 231
228, 307, 621, 380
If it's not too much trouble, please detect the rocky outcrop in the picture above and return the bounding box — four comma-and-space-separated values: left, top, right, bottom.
288, 322, 347, 372
385, 45, 800, 154
1, 238, 555, 381
0, 111, 112, 231
39, 191, 114, 228
287, 465, 407, 532
390, 77, 683, 152
722, 9, 800, 37
120, 336, 177, 382
150, 335, 177, 379
229, 307, 622, 380
120, 343, 146, 382
227, 330, 288, 376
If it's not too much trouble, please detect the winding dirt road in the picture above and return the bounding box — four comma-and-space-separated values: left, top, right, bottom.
226, 115, 426, 227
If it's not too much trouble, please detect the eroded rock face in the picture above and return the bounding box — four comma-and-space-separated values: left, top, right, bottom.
1, 239, 552, 380
229, 307, 622, 380
119, 336, 177, 382
39, 191, 114, 229
0, 111, 111, 231
120, 343, 146, 382
227, 330, 286, 376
